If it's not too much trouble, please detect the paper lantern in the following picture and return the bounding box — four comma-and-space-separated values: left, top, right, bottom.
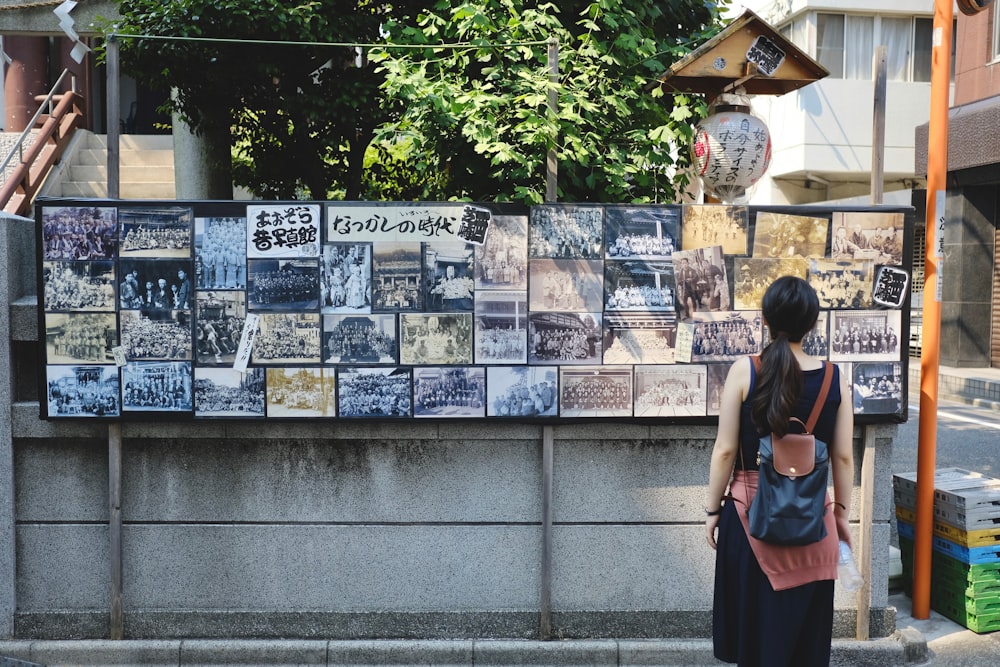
691, 108, 771, 203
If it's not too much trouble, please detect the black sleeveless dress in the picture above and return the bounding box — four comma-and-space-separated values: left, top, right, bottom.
712, 359, 842, 667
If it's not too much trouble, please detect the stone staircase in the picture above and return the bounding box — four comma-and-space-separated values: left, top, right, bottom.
40, 130, 175, 200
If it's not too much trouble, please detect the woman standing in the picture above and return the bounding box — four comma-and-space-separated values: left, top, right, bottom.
704, 276, 854, 666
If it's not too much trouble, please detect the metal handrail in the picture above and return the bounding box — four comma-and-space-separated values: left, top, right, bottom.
0, 68, 77, 177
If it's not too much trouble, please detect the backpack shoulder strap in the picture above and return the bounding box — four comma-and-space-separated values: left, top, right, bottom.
803, 362, 834, 434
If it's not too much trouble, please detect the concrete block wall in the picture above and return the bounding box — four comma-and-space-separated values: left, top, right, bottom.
1, 215, 898, 641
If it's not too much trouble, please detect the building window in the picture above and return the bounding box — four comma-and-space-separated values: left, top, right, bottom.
994, 6, 1000, 60
807, 13, 934, 82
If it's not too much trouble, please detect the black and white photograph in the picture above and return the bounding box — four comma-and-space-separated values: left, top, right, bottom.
120, 309, 192, 361
851, 362, 902, 415
413, 367, 485, 418
122, 361, 193, 412
808, 259, 874, 309
194, 291, 245, 366
634, 364, 708, 417
751, 211, 828, 259
194, 367, 265, 417
528, 312, 602, 365
485, 366, 558, 417
672, 245, 732, 320
266, 367, 335, 417
46, 365, 120, 417
529, 204, 603, 259
119, 206, 193, 258
42, 260, 116, 311
251, 313, 322, 364
399, 313, 474, 365
424, 241, 475, 311
763, 312, 830, 358
691, 311, 762, 362
321, 242, 372, 313
195, 216, 247, 288
732, 257, 808, 311
680, 205, 748, 255
322, 314, 397, 364
559, 366, 633, 417
706, 363, 729, 416
604, 260, 675, 311
371, 242, 424, 312
41, 205, 117, 261
829, 309, 902, 362
830, 211, 905, 265
336, 367, 412, 418
604, 206, 679, 259
45, 312, 117, 364
247, 259, 320, 311
602, 314, 677, 365
529, 259, 604, 313
118, 259, 195, 312
474, 291, 528, 364
474, 213, 528, 289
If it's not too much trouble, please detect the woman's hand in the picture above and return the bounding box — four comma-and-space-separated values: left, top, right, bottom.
706, 514, 721, 550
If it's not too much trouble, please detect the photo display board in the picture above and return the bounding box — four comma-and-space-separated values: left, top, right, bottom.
36, 199, 913, 423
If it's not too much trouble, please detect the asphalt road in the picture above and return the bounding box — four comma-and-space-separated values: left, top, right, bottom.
888, 393, 1000, 666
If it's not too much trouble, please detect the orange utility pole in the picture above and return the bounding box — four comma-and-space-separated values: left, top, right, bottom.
913, 0, 953, 620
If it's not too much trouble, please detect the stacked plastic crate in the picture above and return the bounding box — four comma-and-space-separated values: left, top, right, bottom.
894, 467, 1000, 633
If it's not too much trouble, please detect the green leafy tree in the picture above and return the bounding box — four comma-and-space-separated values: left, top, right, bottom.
372, 1, 729, 203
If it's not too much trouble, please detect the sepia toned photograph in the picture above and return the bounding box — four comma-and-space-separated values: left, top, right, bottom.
474, 291, 528, 364
604, 260, 675, 312
43, 260, 116, 311
851, 362, 902, 415
486, 366, 558, 417
251, 313, 322, 364
323, 314, 397, 364
195, 216, 247, 288
528, 312, 602, 365
706, 363, 729, 416
371, 242, 424, 312
751, 211, 829, 259
46, 365, 120, 417
194, 367, 265, 417
559, 366, 633, 417
763, 312, 829, 358
672, 245, 731, 320
122, 361, 192, 412
529, 204, 603, 259
266, 367, 335, 417
529, 258, 604, 313
413, 367, 485, 418
424, 241, 475, 312
602, 313, 677, 365
733, 257, 809, 310
337, 367, 412, 418
118, 258, 194, 312
399, 313, 474, 365
247, 259, 320, 311
681, 205, 748, 255
691, 311, 762, 362
474, 213, 528, 289
634, 364, 708, 417
120, 309, 192, 361
831, 211, 905, 265
808, 259, 874, 309
321, 242, 372, 313
41, 205, 117, 261
45, 312, 117, 364
194, 291, 245, 366
119, 206, 193, 258
604, 206, 679, 259
829, 309, 902, 362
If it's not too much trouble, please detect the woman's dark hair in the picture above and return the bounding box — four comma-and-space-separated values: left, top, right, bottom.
751, 275, 820, 436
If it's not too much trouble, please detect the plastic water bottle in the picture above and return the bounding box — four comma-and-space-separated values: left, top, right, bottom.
838, 540, 863, 592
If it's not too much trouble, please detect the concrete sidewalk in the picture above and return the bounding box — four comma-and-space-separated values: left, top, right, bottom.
910, 362, 1000, 411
